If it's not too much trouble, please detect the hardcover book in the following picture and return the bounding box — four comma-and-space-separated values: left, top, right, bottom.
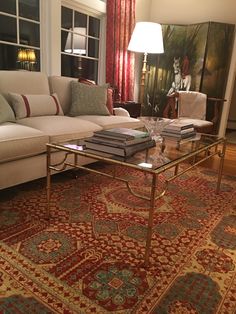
162, 127, 195, 135
161, 130, 196, 139
164, 122, 194, 131
85, 134, 152, 147
85, 139, 156, 157
94, 128, 149, 140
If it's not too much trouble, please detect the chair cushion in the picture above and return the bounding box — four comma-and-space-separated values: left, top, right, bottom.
69, 81, 110, 116
0, 122, 49, 163
0, 94, 15, 123
17, 115, 102, 142
75, 115, 144, 130
178, 117, 213, 128
178, 91, 207, 120
9, 93, 63, 119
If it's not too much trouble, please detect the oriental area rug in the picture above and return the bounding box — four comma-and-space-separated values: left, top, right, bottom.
0, 164, 236, 313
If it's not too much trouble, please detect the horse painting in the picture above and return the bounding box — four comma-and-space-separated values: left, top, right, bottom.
167, 56, 192, 96
164, 56, 192, 118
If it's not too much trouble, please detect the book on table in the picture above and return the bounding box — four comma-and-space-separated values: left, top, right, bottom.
87, 133, 152, 147
85, 138, 156, 157
164, 121, 194, 131
161, 130, 196, 139
162, 127, 195, 135
94, 128, 149, 141
162, 133, 200, 145
161, 121, 196, 140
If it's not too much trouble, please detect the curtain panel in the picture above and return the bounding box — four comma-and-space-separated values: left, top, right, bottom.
106, 0, 135, 101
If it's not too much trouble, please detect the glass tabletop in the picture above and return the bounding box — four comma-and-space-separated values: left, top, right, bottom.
49, 133, 225, 174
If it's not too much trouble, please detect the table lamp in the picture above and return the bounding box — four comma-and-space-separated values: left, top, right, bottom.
64, 27, 87, 77
17, 48, 36, 71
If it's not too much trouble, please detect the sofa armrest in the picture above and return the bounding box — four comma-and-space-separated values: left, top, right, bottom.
113, 107, 130, 117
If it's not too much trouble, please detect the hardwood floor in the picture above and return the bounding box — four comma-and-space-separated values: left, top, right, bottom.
201, 142, 236, 176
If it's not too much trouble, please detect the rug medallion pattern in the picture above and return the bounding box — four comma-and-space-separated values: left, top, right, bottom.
0, 165, 236, 313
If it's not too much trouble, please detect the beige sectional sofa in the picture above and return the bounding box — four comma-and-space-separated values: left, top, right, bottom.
0, 71, 143, 190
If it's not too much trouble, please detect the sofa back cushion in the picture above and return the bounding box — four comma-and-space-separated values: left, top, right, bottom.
0, 71, 50, 103
9, 93, 63, 119
69, 81, 110, 116
0, 94, 16, 124
49, 76, 78, 114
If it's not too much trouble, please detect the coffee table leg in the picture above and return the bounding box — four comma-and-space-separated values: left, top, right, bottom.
46, 145, 51, 219
144, 173, 157, 267
216, 139, 226, 194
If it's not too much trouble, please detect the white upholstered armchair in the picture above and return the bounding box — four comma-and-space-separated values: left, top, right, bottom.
163, 91, 225, 134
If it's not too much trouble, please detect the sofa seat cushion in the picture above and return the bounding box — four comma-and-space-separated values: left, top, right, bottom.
75, 115, 144, 130
17, 116, 102, 143
0, 122, 49, 163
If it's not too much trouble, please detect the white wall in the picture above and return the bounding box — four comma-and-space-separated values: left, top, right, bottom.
135, 0, 236, 135
149, 0, 236, 25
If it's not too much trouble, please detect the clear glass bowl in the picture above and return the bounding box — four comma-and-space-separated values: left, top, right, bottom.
139, 116, 173, 142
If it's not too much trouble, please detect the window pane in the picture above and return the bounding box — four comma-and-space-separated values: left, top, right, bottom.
61, 30, 69, 52
0, 0, 16, 14
0, 15, 17, 43
89, 16, 100, 38
74, 11, 87, 28
73, 30, 87, 55
88, 38, 99, 58
61, 6, 72, 30
19, 20, 40, 47
19, 0, 39, 21
61, 54, 97, 82
62, 30, 87, 55
0, 43, 40, 71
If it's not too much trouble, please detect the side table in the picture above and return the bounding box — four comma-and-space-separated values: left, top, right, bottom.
113, 101, 141, 118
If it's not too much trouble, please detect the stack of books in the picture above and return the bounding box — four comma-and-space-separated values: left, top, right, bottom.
161, 121, 196, 141
84, 128, 156, 157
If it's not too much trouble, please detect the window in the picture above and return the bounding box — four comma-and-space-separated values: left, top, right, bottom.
0, 0, 40, 71
61, 5, 101, 82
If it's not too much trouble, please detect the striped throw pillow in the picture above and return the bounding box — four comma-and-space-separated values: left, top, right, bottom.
9, 93, 63, 119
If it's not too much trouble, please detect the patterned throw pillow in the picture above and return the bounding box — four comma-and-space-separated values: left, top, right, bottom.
0, 94, 16, 124
78, 78, 114, 115
69, 81, 110, 116
9, 93, 64, 119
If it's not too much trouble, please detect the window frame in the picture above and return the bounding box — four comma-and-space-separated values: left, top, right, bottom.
61, 1, 105, 83
0, 0, 41, 68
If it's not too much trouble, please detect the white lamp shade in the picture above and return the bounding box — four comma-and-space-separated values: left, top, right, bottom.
65, 27, 86, 54
128, 22, 164, 54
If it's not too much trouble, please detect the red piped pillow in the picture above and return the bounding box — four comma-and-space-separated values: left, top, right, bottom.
78, 78, 114, 115
9, 93, 63, 119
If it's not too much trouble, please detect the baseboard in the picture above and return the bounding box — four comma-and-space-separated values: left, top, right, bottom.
227, 120, 236, 130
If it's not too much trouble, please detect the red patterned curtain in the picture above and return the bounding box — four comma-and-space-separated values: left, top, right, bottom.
106, 0, 136, 101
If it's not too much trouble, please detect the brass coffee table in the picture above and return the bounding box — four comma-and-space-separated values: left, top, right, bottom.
46, 134, 226, 266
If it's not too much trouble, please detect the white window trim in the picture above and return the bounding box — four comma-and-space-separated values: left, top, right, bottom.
61, 0, 106, 83
41, 0, 106, 81
0, 3, 40, 50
